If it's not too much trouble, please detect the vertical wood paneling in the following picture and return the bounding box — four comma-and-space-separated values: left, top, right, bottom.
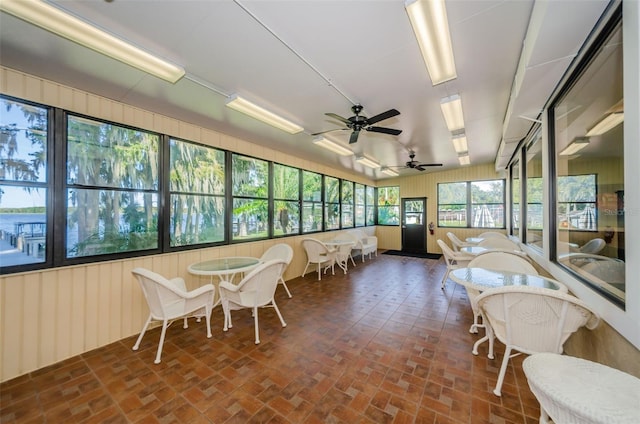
70, 267, 87, 354
109, 261, 123, 343
2, 276, 23, 381
38, 271, 56, 368
97, 263, 112, 347
84, 266, 100, 351
56, 268, 73, 362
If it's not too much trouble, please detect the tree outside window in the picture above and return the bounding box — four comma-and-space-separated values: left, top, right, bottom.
378, 186, 399, 225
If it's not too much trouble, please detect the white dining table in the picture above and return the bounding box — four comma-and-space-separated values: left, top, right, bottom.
325, 239, 355, 273
449, 267, 567, 358
465, 237, 484, 244
460, 246, 488, 255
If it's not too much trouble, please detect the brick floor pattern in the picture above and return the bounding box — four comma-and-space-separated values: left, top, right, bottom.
1, 254, 541, 423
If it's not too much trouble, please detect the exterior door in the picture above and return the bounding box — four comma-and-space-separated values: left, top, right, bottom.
402, 198, 426, 252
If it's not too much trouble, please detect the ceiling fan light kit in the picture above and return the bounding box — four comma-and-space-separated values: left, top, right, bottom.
356, 156, 380, 169
312, 136, 353, 156
0, 0, 186, 84
405, 0, 457, 86
226, 95, 304, 134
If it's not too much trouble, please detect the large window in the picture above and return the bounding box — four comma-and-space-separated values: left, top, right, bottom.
169, 138, 225, 247
324, 176, 340, 230
377, 186, 399, 225
66, 115, 159, 258
231, 154, 268, 241
302, 170, 322, 233
0, 98, 49, 269
552, 12, 624, 305
341, 180, 354, 228
511, 161, 520, 239
438, 180, 505, 228
273, 163, 300, 236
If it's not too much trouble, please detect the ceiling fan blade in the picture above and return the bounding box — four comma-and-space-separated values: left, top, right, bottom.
310, 128, 348, 136
366, 109, 400, 125
367, 126, 402, 136
349, 130, 360, 144
325, 113, 350, 124
415, 165, 426, 171
417, 163, 443, 167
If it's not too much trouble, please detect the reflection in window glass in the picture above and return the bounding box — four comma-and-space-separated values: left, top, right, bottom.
0, 97, 49, 268
232, 154, 268, 241
325, 176, 340, 230
355, 184, 365, 227
66, 116, 159, 258
274, 164, 299, 236
553, 17, 624, 304
341, 180, 354, 228
365, 186, 375, 226
378, 186, 399, 225
169, 139, 225, 247
302, 170, 322, 233
511, 161, 520, 239
526, 137, 543, 249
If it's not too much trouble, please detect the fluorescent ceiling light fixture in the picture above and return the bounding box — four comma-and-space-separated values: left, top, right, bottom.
0, 0, 185, 83
405, 0, 457, 85
559, 137, 589, 156
458, 154, 470, 166
380, 167, 400, 177
585, 100, 624, 136
312, 136, 353, 156
226, 95, 303, 134
451, 133, 468, 154
440, 95, 465, 132
356, 156, 380, 169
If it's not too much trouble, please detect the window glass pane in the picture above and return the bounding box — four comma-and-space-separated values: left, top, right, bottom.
232, 154, 268, 198
325, 176, 339, 203
275, 200, 299, 236
0, 186, 47, 265
0, 98, 49, 268
365, 186, 375, 226
378, 186, 399, 225
341, 180, 354, 228
169, 139, 225, 247
1, 99, 47, 183
67, 189, 158, 257
67, 116, 158, 189
355, 184, 365, 227
274, 164, 299, 200
325, 176, 340, 230
438, 182, 467, 227
302, 171, 322, 233
302, 171, 321, 201
66, 116, 159, 258
471, 180, 504, 228
526, 137, 543, 249
553, 19, 624, 304
232, 198, 268, 240
170, 139, 224, 194
511, 162, 520, 239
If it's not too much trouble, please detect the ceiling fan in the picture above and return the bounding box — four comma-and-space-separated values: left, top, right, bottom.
388, 150, 443, 171
311, 104, 402, 144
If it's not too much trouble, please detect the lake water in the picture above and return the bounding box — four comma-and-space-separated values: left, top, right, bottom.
0, 213, 46, 234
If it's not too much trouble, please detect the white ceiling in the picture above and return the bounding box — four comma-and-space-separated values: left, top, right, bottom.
0, 0, 610, 180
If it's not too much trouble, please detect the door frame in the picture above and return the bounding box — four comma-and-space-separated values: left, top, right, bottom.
401, 197, 427, 252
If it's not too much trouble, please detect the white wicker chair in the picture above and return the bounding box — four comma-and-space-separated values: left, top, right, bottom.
462, 252, 540, 336
478, 231, 508, 239
131, 267, 215, 364
437, 239, 474, 289
446, 232, 474, 251
478, 237, 522, 251
523, 353, 640, 424
579, 238, 606, 254
219, 259, 287, 344
260, 243, 294, 297
301, 238, 336, 280
476, 286, 599, 397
